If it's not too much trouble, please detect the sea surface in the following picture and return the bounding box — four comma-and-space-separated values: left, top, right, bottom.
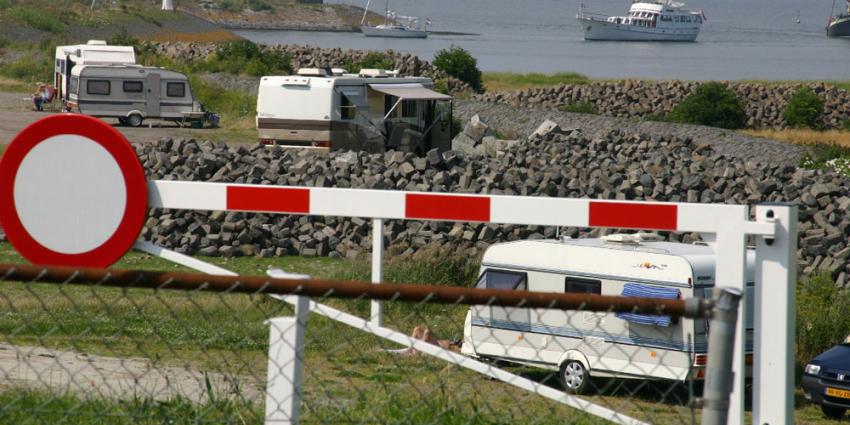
237, 0, 850, 80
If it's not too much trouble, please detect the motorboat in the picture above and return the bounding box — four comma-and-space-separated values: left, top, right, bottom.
577, 0, 705, 42
360, 0, 429, 39
827, 0, 850, 37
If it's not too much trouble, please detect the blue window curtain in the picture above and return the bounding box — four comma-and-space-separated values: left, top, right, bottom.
615, 283, 681, 327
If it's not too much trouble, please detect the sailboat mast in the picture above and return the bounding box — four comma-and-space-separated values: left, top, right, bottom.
361, 0, 371, 26
384, 0, 389, 26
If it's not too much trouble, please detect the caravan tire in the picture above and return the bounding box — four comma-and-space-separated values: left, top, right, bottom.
560, 361, 590, 394
127, 114, 143, 128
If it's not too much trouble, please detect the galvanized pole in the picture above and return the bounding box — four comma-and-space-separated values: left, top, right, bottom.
701, 287, 743, 425
371, 218, 384, 326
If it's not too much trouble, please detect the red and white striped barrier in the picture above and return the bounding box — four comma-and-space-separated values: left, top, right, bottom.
149, 180, 751, 234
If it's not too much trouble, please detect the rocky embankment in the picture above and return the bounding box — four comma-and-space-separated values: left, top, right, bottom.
139, 117, 850, 288
149, 42, 471, 94
475, 80, 850, 130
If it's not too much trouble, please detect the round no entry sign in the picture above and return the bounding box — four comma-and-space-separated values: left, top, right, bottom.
0, 114, 147, 267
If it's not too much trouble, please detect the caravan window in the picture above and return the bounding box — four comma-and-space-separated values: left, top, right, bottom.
402, 100, 417, 118
69, 77, 79, 95
123, 81, 143, 93
86, 80, 110, 95
340, 94, 355, 120
565, 277, 601, 294
166, 82, 185, 97
475, 269, 527, 291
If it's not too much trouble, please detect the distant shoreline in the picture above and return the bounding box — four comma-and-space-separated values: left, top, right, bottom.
230, 26, 480, 36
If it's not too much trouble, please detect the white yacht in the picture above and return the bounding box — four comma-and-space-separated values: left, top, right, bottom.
360, 0, 429, 39
577, 0, 705, 42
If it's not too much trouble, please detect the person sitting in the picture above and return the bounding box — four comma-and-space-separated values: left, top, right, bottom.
32, 83, 45, 111
405, 325, 462, 354
32, 83, 57, 112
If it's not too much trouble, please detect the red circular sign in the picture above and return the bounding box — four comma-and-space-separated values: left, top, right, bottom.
0, 114, 147, 267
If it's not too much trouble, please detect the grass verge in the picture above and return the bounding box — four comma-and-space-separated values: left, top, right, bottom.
482, 72, 590, 92
744, 128, 850, 147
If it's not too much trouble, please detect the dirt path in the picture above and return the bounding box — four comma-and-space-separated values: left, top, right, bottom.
0, 91, 256, 146
0, 344, 263, 403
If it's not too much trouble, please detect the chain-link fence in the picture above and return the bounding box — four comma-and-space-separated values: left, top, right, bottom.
0, 262, 740, 425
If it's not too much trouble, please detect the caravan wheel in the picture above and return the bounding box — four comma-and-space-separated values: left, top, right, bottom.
127, 114, 143, 128
560, 361, 590, 394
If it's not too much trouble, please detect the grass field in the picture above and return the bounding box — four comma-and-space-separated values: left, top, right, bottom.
0, 243, 840, 423
482, 72, 591, 92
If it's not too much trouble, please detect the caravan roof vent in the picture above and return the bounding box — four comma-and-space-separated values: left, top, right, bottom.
601, 234, 642, 244
297, 68, 329, 77
87, 40, 108, 45
359, 68, 388, 78
330, 68, 346, 76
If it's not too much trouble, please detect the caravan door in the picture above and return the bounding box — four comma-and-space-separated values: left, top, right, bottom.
145, 73, 161, 118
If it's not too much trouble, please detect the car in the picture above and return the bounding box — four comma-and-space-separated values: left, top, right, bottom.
802, 334, 850, 419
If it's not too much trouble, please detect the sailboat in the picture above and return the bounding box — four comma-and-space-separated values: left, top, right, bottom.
360, 0, 429, 39
827, 0, 850, 37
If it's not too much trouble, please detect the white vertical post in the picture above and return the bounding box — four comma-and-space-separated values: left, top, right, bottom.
710, 205, 748, 425
753, 204, 797, 425
265, 296, 309, 425
371, 218, 383, 326
162, 0, 174, 10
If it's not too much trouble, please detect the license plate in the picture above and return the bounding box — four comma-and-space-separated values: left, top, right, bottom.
826, 387, 850, 399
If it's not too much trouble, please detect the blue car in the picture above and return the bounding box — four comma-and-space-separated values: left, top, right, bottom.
802, 335, 850, 419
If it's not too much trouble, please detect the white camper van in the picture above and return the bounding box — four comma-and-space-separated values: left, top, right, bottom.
256, 68, 453, 154
54, 40, 136, 104
461, 234, 755, 394
67, 64, 216, 128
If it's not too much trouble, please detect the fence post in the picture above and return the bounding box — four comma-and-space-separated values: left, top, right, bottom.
371, 218, 383, 326
701, 287, 743, 425
265, 296, 309, 425
753, 204, 797, 425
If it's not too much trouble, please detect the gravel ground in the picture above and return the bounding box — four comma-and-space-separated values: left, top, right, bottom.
455, 100, 806, 167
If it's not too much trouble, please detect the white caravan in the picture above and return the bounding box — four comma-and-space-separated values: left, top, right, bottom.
256, 68, 452, 154
67, 64, 215, 128
54, 40, 136, 103
461, 234, 754, 393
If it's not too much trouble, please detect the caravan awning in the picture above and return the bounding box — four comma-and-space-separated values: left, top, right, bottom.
368, 83, 451, 101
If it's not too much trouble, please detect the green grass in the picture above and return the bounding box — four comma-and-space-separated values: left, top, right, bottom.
4, 6, 65, 33
482, 72, 590, 92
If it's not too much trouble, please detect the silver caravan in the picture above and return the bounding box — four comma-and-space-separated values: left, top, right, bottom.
68, 64, 216, 127
256, 68, 452, 154
461, 234, 755, 394
54, 40, 136, 104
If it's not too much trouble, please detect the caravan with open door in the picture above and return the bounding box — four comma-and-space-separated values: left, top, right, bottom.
461, 233, 755, 393
256, 68, 452, 154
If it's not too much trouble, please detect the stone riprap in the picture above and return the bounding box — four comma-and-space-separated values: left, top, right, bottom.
148, 42, 471, 94
474, 80, 850, 130
454, 100, 804, 167
138, 118, 850, 287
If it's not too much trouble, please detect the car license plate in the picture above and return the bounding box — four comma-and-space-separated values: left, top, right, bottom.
826, 387, 850, 399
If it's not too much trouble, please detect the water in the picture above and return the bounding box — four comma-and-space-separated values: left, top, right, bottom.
237, 0, 850, 80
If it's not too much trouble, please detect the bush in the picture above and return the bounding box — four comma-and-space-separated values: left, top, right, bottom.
559, 101, 597, 114
783, 87, 824, 129
208, 40, 292, 76
796, 273, 850, 363
342, 51, 394, 73
668, 82, 746, 129
433, 46, 482, 93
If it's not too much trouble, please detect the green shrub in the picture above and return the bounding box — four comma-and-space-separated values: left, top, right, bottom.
0, 0, 11, 10
189, 76, 255, 118
208, 40, 292, 76
668, 82, 747, 129
246, 0, 274, 12
798, 143, 850, 169
107, 27, 139, 48
7, 7, 65, 33
0, 55, 52, 83
433, 46, 483, 93
797, 273, 850, 363
218, 0, 242, 12
358, 51, 393, 70
783, 87, 824, 129
559, 101, 597, 114
843, 118, 850, 131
